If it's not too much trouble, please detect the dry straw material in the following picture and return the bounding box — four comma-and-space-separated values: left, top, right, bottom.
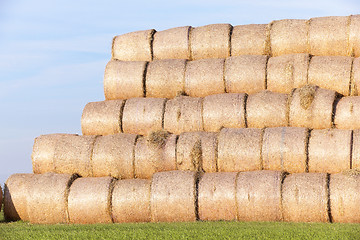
334, 97, 360, 129
309, 16, 349, 56
203, 93, 246, 132
92, 133, 138, 179
282, 173, 329, 222
224, 55, 267, 94
236, 171, 283, 222
308, 56, 353, 96
218, 128, 263, 172
122, 98, 166, 135
352, 130, 360, 170
151, 170, 197, 222
198, 172, 238, 221
308, 129, 352, 173
267, 54, 309, 93
231, 24, 269, 55
104, 60, 147, 100
247, 90, 289, 128
68, 177, 114, 224
26, 173, 78, 224
81, 100, 124, 136
54, 135, 97, 177
350, 15, 360, 57
112, 29, 155, 61
146, 59, 186, 98
289, 85, 336, 129
352, 57, 360, 96
153, 26, 191, 60
262, 127, 308, 173
112, 179, 151, 223
163, 96, 203, 135
270, 19, 309, 56
184, 58, 225, 97
190, 24, 231, 60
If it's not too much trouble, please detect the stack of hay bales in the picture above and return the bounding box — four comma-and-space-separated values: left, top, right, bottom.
4, 15, 360, 224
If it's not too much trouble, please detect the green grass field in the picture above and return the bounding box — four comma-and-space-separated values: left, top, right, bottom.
1, 209, 360, 240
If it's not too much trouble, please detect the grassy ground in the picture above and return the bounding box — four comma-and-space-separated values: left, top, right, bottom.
1, 209, 360, 240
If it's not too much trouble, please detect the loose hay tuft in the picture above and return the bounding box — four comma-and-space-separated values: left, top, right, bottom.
299, 84, 317, 110
147, 130, 170, 149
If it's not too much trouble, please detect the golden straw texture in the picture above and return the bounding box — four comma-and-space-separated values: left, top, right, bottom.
352, 57, 360, 96
352, 130, 360, 170
350, 15, 360, 57
334, 96, 360, 129
231, 24, 269, 55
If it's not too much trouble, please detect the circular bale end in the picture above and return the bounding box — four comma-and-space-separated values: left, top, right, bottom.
231, 24, 269, 55
334, 96, 360, 129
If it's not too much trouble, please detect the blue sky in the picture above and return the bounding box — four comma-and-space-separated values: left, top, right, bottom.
1, 0, 360, 185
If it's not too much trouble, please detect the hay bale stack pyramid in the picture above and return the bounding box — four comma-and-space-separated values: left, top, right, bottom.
5, 15, 360, 224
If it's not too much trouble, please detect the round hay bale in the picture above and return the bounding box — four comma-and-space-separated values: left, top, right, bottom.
26, 173, 78, 224
92, 133, 138, 179
203, 93, 246, 132
163, 96, 203, 135
190, 24, 231, 60
3, 174, 33, 221
122, 97, 166, 135
330, 173, 360, 223
54, 135, 97, 177
262, 127, 308, 173
146, 59, 186, 98
153, 26, 191, 60
334, 97, 360, 129
350, 15, 360, 58
231, 24, 269, 55
236, 171, 283, 222
200, 132, 218, 173
267, 54, 310, 93
184, 58, 225, 97
104, 60, 147, 100
134, 132, 176, 179
270, 19, 309, 56
112, 29, 155, 61
81, 100, 124, 136
309, 16, 349, 56
352, 57, 360, 96
246, 90, 289, 128
112, 179, 151, 223
352, 130, 360, 170
68, 177, 114, 224
308, 56, 353, 96
308, 129, 352, 173
198, 172, 237, 221
224, 55, 267, 94
150, 170, 197, 222
289, 85, 336, 129
218, 128, 263, 172
282, 173, 329, 222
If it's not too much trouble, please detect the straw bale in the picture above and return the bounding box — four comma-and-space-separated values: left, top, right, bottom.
267, 54, 310, 93
218, 128, 262, 172
282, 173, 329, 222
81, 100, 124, 136
153, 26, 191, 60
112, 29, 155, 61
190, 24, 231, 60
224, 55, 267, 94
247, 90, 288, 128
352, 57, 360, 96
289, 85, 336, 129
334, 97, 360, 129
184, 58, 225, 97
54, 135, 97, 177
262, 127, 308, 173
198, 172, 237, 221
330, 173, 360, 223
26, 173, 78, 224
163, 96, 203, 135
104, 60, 147, 100
270, 19, 309, 56
200, 132, 218, 173
122, 98, 166, 135
146, 59, 186, 98
231, 24, 269, 55
308, 56, 352, 96
68, 177, 113, 224
92, 133, 137, 179
236, 171, 283, 222
151, 170, 197, 222
3, 174, 33, 221
112, 179, 151, 223
352, 130, 360, 170
308, 129, 351, 173
309, 16, 349, 56
350, 15, 360, 57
